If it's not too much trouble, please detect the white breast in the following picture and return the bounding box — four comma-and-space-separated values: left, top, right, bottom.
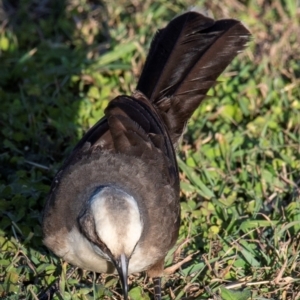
45, 226, 159, 274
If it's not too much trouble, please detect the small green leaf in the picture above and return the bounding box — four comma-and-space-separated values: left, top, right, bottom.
96, 42, 136, 66
129, 286, 150, 300
0, 35, 9, 51
178, 158, 215, 199
219, 287, 251, 300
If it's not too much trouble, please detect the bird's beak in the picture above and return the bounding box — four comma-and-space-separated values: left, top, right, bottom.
114, 253, 129, 300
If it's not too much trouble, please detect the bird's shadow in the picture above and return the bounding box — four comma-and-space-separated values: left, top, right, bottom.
0, 0, 112, 298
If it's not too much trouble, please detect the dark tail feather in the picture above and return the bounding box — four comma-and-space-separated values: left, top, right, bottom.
136, 11, 251, 144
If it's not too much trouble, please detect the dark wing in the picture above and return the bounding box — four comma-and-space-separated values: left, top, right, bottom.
56, 95, 178, 185
105, 95, 177, 172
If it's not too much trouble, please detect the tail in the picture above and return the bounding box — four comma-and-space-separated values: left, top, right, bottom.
136, 11, 251, 144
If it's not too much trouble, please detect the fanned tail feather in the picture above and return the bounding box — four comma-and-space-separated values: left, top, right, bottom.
136, 12, 251, 144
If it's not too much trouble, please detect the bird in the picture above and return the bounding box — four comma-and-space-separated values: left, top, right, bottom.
42, 11, 251, 300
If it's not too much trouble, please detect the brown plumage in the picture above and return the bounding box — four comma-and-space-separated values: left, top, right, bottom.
43, 11, 251, 300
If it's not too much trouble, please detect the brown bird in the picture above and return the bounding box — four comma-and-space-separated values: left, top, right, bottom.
42, 11, 250, 300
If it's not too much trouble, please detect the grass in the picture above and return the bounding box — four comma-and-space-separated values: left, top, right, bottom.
0, 0, 299, 299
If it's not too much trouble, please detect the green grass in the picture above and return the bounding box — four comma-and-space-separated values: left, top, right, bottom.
0, 0, 300, 299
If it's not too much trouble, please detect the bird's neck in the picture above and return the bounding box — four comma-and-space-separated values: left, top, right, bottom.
89, 186, 143, 257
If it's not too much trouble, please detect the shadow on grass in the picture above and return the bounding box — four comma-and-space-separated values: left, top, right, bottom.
0, 0, 111, 297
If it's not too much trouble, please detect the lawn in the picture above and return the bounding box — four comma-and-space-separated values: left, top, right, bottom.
0, 0, 299, 299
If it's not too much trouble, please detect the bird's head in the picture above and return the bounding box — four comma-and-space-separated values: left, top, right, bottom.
78, 186, 143, 300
